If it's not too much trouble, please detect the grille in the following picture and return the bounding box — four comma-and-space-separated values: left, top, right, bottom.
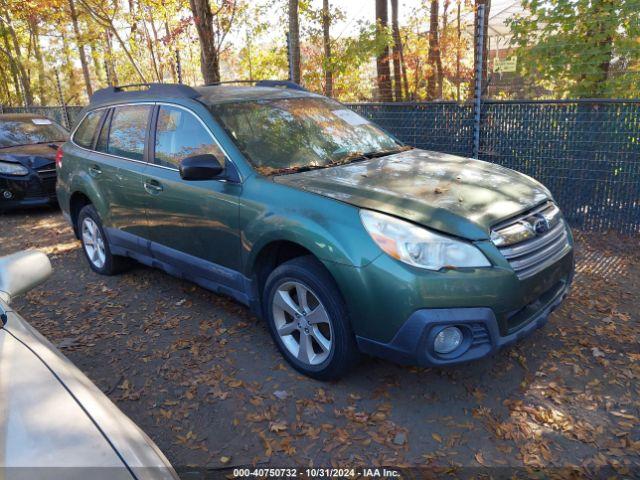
36, 165, 57, 196
491, 202, 571, 280
470, 323, 490, 347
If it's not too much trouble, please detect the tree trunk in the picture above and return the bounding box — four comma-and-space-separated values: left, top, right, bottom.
472, 0, 490, 100
143, 18, 161, 82
129, 0, 138, 35
164, 20, 178, 83
288, 0, 301, 83
30, 19, 47, 105
375, 0, 392, 101
0, 63, 13, 105
0, 28, 19, 104
438, 0, 449, 98
61, 31, 78, 102
399, 32, 409, 99
322, 0, 332, 96
390, 0, 404, 101
456, 0, 461, 101
426, 0, 441, 100
591, 1, 614, 97
90, 42, 105, 84
2, 9, 33, 105
104, 30, 118, 85
69, 0, 93, 98
148, 15, 164, 81
189, 0, 220, 84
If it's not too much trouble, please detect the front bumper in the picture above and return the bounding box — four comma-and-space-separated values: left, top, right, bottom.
0, 169, 57, 210
326, 224, 575, 367
355, 274, 572, 367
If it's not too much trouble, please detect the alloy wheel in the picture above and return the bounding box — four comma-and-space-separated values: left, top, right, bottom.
272, 281, 333, 365
81, 217, 106, 269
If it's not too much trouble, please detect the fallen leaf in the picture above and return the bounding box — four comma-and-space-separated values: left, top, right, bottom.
269, 421, 288, 433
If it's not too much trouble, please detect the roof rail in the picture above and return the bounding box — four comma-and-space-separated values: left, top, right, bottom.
255, 80, 307, 91
90, 83, 200, 105
205, 79, 308, 92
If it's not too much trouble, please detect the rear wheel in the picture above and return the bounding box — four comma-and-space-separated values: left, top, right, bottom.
263, 256, 359, 380
78, 204, 131, 275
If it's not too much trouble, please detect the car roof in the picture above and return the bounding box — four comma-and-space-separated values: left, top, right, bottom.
86, 83, 319, 110
194, 85, 318, 105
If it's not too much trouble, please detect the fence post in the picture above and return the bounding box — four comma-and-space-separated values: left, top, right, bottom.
54, 69, 70, 130
472, 3, 486, 159
175, 49, 183, 84
286, 32, 294, 81
104, 59, 111, 86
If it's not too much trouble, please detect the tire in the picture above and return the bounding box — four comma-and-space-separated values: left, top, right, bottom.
263, 255, 360, 380
77, 204, 131, 275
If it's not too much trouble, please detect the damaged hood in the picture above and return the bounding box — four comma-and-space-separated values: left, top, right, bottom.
0, 143, 60, 169
274, 149, 552, 240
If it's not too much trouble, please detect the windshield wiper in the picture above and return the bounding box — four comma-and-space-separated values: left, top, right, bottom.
0, 141, 64, 149
266, 145, 413, 177
331, 145, 414, 166
365, 145, 414, 158
33, 141, 65, 146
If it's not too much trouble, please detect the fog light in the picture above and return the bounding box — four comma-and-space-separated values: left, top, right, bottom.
434, 326, 463, 354
2, 190, 13, 199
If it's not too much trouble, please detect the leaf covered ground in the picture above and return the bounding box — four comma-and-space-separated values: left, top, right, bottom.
2, 209, 639, 476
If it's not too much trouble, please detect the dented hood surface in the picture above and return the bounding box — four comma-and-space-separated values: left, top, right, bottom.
274, 149, 551, 240
0, 142, 60, 169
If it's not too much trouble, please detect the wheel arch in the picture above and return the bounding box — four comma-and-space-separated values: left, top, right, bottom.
248, 237, 351, 319
69, 191, 93, 238
251, 240, 314, 301
67, 172, 109, 238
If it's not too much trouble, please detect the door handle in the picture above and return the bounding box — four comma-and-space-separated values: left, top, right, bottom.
144, 180, 163, 194
89, 165, 102, 176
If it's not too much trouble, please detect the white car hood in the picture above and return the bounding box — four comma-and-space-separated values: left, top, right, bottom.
0, 303, 178, 480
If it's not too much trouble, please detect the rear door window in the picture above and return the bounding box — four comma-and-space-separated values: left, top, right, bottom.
106, 105, 152, 161
153, 105, 225, 169
73, 110, 103, 149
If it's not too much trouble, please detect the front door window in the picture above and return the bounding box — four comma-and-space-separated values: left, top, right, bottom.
154, 106, 225, 169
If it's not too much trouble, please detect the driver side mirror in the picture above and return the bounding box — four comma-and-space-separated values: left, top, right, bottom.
179, 154, 224, 181
0, 250, 52, 304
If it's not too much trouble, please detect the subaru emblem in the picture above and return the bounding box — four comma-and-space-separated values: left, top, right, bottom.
532, 215, 550, 235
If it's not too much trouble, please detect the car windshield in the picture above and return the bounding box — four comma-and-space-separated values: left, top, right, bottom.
209, 97, 406, 175
0, 118, 69, 148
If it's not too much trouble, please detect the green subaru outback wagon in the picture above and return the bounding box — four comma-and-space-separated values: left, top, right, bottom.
57, 82, 574, 379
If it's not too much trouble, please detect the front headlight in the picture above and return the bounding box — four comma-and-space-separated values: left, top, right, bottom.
360, 210, 491, 270
0, 161, 29, 176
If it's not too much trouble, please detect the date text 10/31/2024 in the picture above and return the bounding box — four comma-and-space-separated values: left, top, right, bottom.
232, 468, 401, 478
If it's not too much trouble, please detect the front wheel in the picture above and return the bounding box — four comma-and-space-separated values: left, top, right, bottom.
263, 256, 359, 380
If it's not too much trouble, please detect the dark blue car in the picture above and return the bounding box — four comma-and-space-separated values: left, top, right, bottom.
0, 114, 68, 211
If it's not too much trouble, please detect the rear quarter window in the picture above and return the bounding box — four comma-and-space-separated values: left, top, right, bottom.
73, 110, 103, 149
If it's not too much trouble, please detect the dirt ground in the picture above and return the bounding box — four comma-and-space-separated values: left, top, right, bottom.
2, 208, 639, 477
